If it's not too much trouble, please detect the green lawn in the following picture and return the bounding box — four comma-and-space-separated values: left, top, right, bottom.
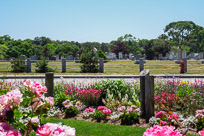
43, 118, 146, 136
0, 60, 204, 75
42, 118, 198, 136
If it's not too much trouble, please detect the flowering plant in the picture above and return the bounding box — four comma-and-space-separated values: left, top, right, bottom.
119, 105, 140, 125
76, 88, 101, 107
195, 109, 204, 131
0, 79, 75, 135
63, 99, 81, 118
143, 125, 182, 136
36, 123, 75, 136
91, 106, 111, 122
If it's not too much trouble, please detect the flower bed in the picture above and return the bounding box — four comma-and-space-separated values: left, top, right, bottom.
0, 78, 203, 136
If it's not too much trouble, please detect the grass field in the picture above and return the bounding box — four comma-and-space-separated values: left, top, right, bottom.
0, 60, 204, 75
42, 118, 197, 136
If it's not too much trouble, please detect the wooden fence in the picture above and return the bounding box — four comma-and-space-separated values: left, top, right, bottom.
0, 58, 204, 73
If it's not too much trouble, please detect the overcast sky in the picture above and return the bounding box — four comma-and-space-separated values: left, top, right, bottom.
1, 0, 204, 42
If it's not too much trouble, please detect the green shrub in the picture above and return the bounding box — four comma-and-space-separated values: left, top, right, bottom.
35, 58, 55, 73
97, 50, 108, 60
120, 111, 139, 125
89, 79, 140, 106
65, 106, 80, 118
91, 110, 106, 122
80, 47, 99, 73
54, 91, 71, 109
10, 58, 26, 72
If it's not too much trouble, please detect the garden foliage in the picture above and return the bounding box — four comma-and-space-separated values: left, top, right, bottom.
80, 47, 99, 73
10, 57, 26, 72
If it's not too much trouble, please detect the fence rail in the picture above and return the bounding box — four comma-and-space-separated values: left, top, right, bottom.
0, 58, 204, 73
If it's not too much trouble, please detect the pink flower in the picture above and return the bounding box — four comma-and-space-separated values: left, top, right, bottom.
199, 130, 204, 136
160, 120, 167, 126
155, 111, 165, 118
53, 127, 65, 134
85, 107, 93, 112
36, 124, 52, 136
45, 97, 54, 107
0, 122, 14, 132
117, 106, 126, 112
97, 106, 107, 111
36, 123, 75, 136
173, 114, 178, 119
103, 109, 111, 115
5, 130, 21, 136
167, 115, 172, 121
30, 117, 40, 126
6, 89, 22, 107
76, 102, 80, 106
144, 125, 182, 136
62, 99, 70, 105
24, 80, 31, 86
127, 108, 133, 113
65, 104, 73, 109
0, 123, 21, 136
131, 105, 137, 109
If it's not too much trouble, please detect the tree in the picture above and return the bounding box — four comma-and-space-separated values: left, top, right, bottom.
117, 34, 142, 55
97, 50, 107, 60
33, 36, 52, 46
164, 21, 204, 52
0, 44, 8, 59
80, 47, 99, 73
111, 41, 129, 57
55, 42, 79, 57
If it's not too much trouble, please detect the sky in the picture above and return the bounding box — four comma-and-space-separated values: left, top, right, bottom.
0, 0, 204, 43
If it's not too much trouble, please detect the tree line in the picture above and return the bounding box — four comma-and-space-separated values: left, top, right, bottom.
0, 21, 203, 60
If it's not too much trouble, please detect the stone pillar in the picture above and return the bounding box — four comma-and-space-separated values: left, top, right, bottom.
45, 72, 54, 97
62, 58, 66, 72
139, 58, 144, 72
27, 58, 31, 73
145, 75, 154, 123
139, 69, 149, 118
99, 58, 104, 73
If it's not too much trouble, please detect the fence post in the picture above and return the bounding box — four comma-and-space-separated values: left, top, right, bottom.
62, 58, 66, 72
183, 58, 187, 73
99, 58, 104, 73
139, 58, 144, 72
145, 74, 154, 123
27, 58, 31, 73
45, 72, 54, 97
139, 69, 149, 118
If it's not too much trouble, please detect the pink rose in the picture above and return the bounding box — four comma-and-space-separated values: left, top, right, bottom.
5, 130, 21, 136
45, 97, 54, 107
127, 108, 133, 113
62, 99, 70, 105
173, 114, 178, 119
160, 120, 167, 126
25, 80, 31, 86
65, 104, 73, 109
155, 111, 165, 118
199, 130, 204, 136
85, 107, 93, 112
0, 122, 14, 132
53, 127, 65, 134
103, 109, 111, 115
36, 124, 52, 136
97, 106, 107, 111
117, 106, 126, 112
76, 102, 80, 106
131, 105, 137, 109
